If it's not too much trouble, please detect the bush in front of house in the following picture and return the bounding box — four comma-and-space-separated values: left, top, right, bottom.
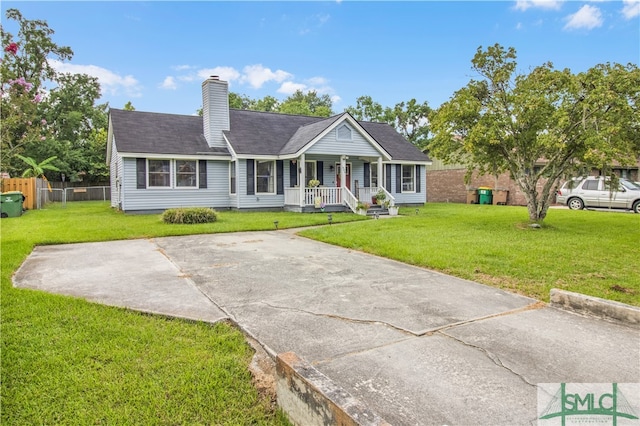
162, 207, 218, 224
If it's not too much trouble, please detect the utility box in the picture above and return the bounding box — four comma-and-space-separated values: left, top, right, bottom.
478, 187, 493, 205
1, 191, 25, 218
493, 190, 509, 205
466, 189, 478, 204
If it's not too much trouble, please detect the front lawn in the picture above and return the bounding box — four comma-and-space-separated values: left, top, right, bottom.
2, 202, 363, 425
299, 203, 640, 306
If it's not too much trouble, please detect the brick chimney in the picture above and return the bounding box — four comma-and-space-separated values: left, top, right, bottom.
202, 76, 229, 148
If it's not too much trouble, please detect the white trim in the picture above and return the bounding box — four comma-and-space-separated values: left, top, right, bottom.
222, 133, 238, 159
292, 113, 392, 160
255, 159, 276, 195
401, 164, 416, 193
229, 161, 237, 195
336, 123, 353, 141
120, 152, 232, 161
147, 158, 172, 189
305, 160, 317, 186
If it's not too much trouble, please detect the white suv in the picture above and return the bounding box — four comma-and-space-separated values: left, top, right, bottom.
556, 176, 640, 213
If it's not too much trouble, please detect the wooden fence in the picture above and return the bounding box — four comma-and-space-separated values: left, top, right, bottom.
0, 177, 43, 210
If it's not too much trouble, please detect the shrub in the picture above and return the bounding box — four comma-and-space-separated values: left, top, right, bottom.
162, 207, 218, 224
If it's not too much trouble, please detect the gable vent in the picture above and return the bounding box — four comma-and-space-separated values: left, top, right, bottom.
337, 124, 352, 140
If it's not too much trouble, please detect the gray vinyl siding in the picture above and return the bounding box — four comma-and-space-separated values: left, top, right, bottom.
202, 80, 229, 149
110, 138, 123, 208
388, 164, 427, 205
121, 157, 230, 212
306, 126, 381, 157
236, 159, 284, 209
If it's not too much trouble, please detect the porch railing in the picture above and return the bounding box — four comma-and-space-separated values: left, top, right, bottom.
357, 186, 395, 206
284, 187, 343, 206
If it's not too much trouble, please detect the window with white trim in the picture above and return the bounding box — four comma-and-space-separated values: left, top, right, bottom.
337, 124, 352, 141
230, 162, 236, 194
370, 166, 378, 188
256, 160, 275, 193
148, 159, 171, 187
305, 161, 317, 186
175, 160, 197, 187
402, 165, 415, 192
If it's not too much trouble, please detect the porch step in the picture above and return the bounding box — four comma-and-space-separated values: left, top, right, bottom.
366, 205, 388, 216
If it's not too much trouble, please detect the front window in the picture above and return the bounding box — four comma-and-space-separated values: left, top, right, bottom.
402, 165, 415, 192
371, 166, 378, 188
230, 162, 236, 194
148, 159, 171, 187
256, 160, 275, 193
305, 161, 317, 186
175, 160, 197, 187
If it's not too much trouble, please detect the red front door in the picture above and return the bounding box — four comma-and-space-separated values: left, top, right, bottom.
336, 163, 351, 190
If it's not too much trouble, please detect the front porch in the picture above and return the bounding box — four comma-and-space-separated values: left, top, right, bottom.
283, 186, 394, 213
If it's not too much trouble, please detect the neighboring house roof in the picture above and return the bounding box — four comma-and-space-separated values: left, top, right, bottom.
109, 109, 229, 156
109, 107, 431, 163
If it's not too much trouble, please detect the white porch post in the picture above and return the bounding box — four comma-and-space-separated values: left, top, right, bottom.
340, 155, 347, 192
299, 154, 305, 207
377, 157, 383, 191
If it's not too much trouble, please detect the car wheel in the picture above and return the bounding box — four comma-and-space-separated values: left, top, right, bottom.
633, 200, 640, 214
568, 198, 584, 210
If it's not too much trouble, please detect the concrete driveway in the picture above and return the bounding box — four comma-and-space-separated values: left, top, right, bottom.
13, 230, 640, 425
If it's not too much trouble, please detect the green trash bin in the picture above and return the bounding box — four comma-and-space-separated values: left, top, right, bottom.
478, 187, 493, 205
1, 191, 25, 218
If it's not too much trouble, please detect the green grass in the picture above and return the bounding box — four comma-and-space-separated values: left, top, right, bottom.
2, 202, 365, 425
299, 203, 640, 306
3, 201, 638, 423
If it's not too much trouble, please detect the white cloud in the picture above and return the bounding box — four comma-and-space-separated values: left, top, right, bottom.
564, 4, 603, 30
277, 81, 307, 95
197, 66, 241, 83
50, 60, 141, 97
160, 76, 177, 90
622, 0, 640, 19
514, 0, 563, 11
241, 64, 292, 89
172, 64, 195, 71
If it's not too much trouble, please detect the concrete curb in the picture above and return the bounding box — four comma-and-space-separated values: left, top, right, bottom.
550, 289, 640, 328
276, 352, 390, 426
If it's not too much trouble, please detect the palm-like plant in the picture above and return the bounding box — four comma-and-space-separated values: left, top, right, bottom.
16, 154, 60, 178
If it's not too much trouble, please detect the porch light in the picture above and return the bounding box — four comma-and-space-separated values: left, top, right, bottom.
329, 165, 334, 171
274, 220, 279, 230
327, 214, 332, 225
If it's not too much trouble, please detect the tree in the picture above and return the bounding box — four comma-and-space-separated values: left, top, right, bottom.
1, 8, 109, 183
279, 90, 333, 117
123, 101, 135, 111
430, 44, 640, 222
346, 95, 432, 148
0, 8, 72, 174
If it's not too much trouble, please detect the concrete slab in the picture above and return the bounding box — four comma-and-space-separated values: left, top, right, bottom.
13, 240, 228, 324
154, 232, 536, 335
12, 231, 640, 425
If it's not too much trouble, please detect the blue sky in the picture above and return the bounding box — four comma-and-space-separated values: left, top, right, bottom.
3, 1, 639, 116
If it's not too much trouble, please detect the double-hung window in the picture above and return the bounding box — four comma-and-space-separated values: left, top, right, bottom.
370, 167, 378, 188
175, 160, 197, 187
256, 160, 275, 193
305, 161, 317, 186
148, 159, 171, 187
402, 164, 415, 192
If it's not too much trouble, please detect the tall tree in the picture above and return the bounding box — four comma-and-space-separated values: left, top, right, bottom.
0, 8, 72, 174
346, 95, 432, 148
430, 44, 640, 222
279, 90, 333, 117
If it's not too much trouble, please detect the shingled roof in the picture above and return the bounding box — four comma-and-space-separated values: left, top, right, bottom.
110, 108, 431, 163
109, 109, 228, 156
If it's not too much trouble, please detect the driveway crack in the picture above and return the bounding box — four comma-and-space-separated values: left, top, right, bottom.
438, 329, 537, 388
255, 301, 416, 336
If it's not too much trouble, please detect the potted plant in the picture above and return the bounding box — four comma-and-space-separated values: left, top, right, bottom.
387, 204, 399, 216
374, 189, 386, 205
356, 201, 370, 216
308, 179, 320, 188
